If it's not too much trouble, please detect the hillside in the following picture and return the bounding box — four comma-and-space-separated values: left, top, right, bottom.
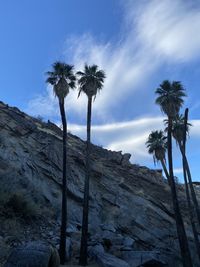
0, 101, 199, 267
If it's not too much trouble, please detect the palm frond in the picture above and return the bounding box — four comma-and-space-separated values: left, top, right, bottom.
146, 130, 167, 164
46, 61, 76, 99
76, 64, 105, 99
155, 80, 186, 117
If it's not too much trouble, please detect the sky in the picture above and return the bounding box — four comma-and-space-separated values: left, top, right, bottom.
1, 0, 200, 182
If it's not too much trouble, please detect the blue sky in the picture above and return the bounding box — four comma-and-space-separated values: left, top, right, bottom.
1, 0, 200, 181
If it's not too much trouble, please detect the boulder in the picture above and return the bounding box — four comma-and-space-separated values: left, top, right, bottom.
4, 241, 60, 267
121, 251, 167, 267
89, 245, 130, 267
121, 153, 131, 166
65, 237, 72, 261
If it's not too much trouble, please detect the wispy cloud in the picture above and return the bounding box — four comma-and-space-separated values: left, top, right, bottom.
135, 0, 200, 62
69, 117, 200, 165
69, 116, 164, 163
26, 0, 200, 121
174, 168, 183, 175
25, 0, 200, 171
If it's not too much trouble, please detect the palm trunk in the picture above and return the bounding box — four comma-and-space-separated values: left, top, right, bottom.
160, 158, 170, 181
182, 108, 200, 262
183, 162, 200, 262
167, 117, 193, 267
179, 144, 200, 228
59, 98, 67, 264
79, 97, 92, 266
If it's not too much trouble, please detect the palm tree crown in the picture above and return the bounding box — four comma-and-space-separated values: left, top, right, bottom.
171, 114, 191, 145
146, 130, 167, 164
46, 62, 76, 101
76, 64, 106, 99
155, 80, 186, 118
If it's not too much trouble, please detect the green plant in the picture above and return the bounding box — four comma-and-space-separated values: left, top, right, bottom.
103, 238, 112, 251
4, 191, 40, 220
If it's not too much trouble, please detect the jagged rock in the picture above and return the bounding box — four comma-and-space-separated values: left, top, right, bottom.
89, 245, 130, 267
121, 237, 135, 251
100, 224, 116, 232
0, 101, 199, 266
121, 251, 167, 267
121, 153, 131, 166
65, 237, 72, 261
4, 241, 60, 267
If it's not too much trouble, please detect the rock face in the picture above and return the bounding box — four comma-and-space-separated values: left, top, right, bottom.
4, 241, 59, 267
0, 101, 199, 266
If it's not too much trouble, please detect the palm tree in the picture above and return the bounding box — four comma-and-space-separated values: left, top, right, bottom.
77, 64, 105, 266
46, 62, 76, 264
172, 110, 200, 261
155, 80, 193, 267
172, 111, 200, 227
146, 130, 169, 180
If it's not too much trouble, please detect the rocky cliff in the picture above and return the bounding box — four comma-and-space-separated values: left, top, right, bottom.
0, 101, 199, 267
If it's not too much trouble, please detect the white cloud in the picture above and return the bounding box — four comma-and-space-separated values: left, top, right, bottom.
190, 120, 200, 137
26, 0, 200, 121
26, 86, 58, 118
69, 116, 164, 163
68, 117, 200, 165
174, 168, 183, 175
62, 33, 157, 119
25, 0, 200, 171
136, 0, 200, 62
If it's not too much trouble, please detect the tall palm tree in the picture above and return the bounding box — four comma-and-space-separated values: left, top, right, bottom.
77, 64, 105, 266
172, 110, 200, 262
172, 111, 200, 227
155, 80, 193, 267
46, 62, 76, 264
182, 109, 200, 262
146, 130, 169, 179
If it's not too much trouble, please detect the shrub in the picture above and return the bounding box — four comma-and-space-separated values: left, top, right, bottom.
4, 191, 40, 220
103, 238, 112, 251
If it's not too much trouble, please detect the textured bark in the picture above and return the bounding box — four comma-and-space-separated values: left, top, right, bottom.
179, 144, 200, 228
183, 161, 200, 262
182, 109, 200, 262
167, 117, 193, 267
79, 97, 92, 266
59, 99, 67, 264
160, 158, 170, 183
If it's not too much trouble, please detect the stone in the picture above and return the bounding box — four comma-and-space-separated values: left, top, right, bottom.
121, 251, 167, 267
4, 241, 60, 267
100, 224, 116, 232
121, 237, 135, 251
89, 245, 130, 267
65, 237, 72, 261
0, 101, 199, 266
121, 153, 131, 166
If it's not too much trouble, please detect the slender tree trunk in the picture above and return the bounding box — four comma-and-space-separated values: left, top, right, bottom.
59, 98, 67, 264
160, 158, 170, 181
179, 144, 200, 228
79, 97, 92, 266
183, 162, 200, 262
182, 108, 200, 262
167, 117, 193, 267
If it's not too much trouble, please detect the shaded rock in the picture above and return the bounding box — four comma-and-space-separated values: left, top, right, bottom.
4, 241, 60, 267
100, 224, 116, 232
0, 101, 199, 266
121, 237, 135, 251
65, 237, 72, 261
121, 251, 167, 267
89, 245, 130, 267
121, 153, 131, 166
